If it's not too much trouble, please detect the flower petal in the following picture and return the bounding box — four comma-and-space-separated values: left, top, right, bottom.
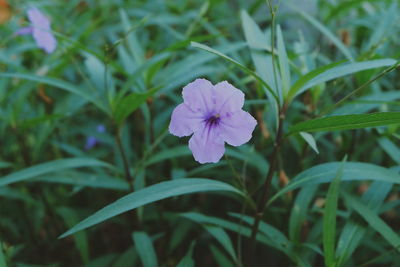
188, 123, 225, 163
27, 7, 50, 28
214, 81, 244, 115
182, 78, 215, 114
15, 27, 33, 35
32, 28, 57, 53
219, 110, 257, 146
169, 103, 204, 137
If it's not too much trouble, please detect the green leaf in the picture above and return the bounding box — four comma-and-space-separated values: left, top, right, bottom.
85, 254, 118, 267
210, 244, 234, 266
277, 25, 291, 97
0, 158, 112, 187
240, 9, 279, 106
336, 181, 392, 266
57, 207, 90, 264
60, 179, 243, 238
0, 242, 6, 267
240, 10, 269, 51
377, 137, 400, 165
289, 112, 400, 134
287, 60, 344, 103
32, 172, 130, 191
181, 212, 290, 254
228, 213, 290, 250
342, 191, 400, 252
112, 247, 138, 267
83, 53, 116, 105
287, 59, 396, 101
113, 87, 159, 125
0, 187, 37, 204
146, 146, 269, 176
365, 4, 397, 52
119, 9, 145, 65
132, 232, 158, 267
204, 226, 237, 262
0, 162, 12, 169
323, 159, 345, 267
176, 241, 195, 267
297, 10, 353, 61
0, 73, 109, 114
191, 42, 278, 103
269, 162, 400, 205
289, 185, 318, 242
299, 132, 319, 154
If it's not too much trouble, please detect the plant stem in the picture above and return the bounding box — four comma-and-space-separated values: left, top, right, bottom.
115, 127, 134, 191
248, 106, 285, 261
269, 7, 279, 103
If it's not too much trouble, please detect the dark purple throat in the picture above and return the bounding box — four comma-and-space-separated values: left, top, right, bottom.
205, 113, 221, 128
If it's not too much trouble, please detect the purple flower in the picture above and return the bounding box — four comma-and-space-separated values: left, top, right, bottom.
84, 136, 98, 151
16, 7, 56, 54
169, 78, 257, 164
84, 124, 106, 150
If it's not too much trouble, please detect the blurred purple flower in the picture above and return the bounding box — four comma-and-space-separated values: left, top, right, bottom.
169, 78, 257, 164
96, 124, 106, 133
16, 7, 56, 54
85, 124, 106, 151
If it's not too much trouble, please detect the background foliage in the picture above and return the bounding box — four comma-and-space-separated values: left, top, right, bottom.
1, 0, 400, 266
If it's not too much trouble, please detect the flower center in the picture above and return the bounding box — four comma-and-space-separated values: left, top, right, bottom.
205, 113, 221, 128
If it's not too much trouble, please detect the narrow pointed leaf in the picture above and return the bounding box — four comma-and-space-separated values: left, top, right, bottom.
299, 132, 319, 154
269, 162, 400, 205
342, 191, 400, 252
0, 158, 112, 187
287, 60, 344, 102
336, 181, 392, 266
0, 73, 109, 113
132, 232, 158, 267
288, 59, 396, 100
113, 87, 159, 125
0, 242, 6, 267
204, 225, 237, 261
323, 159, 345, 266
288, 112, 400, 134
277, 25, 290, 97
60, 179, 243, 238
176, 241, 195, 267
297, 10, 353, 61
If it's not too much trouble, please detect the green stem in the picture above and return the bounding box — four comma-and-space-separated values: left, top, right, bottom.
248, 105, 286, 263
115, 127, 134, 191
